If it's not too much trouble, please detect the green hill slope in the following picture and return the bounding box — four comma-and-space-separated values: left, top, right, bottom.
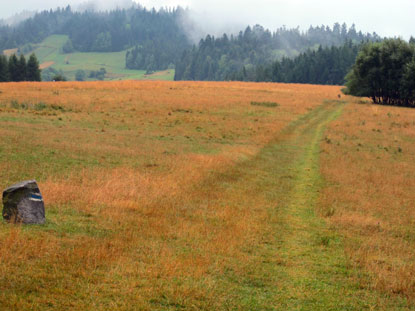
28, 35, 174, 81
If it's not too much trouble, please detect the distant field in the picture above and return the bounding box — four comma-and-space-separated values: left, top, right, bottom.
15, 35, 174, 81
0, 81, 413, 310
3, 48, 18, 57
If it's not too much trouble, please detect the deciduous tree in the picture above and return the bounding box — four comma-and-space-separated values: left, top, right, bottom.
344, 39, 415, 106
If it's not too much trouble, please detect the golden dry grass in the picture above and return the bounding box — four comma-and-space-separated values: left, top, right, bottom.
144, 70, 173, 77
3, 48, 18, 57
0, 81, 344, 309
1, 82, 412, 309
39, 61, 55, 70
320, 98, 415, 299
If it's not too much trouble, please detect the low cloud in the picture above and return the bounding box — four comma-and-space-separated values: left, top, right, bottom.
1, 0, 414, 39
139, 0, 415, 40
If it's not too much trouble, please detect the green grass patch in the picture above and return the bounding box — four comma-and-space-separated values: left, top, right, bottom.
17, 204, 111, 238
251, 101, 280, 108
27, 35, 174, 81
8, 99, 67, 112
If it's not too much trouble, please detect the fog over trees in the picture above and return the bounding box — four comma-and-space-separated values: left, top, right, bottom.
1, 3, 414, 90
174, 24, 379, 82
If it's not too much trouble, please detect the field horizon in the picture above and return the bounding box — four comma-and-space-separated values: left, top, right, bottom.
0, 81, 414, 310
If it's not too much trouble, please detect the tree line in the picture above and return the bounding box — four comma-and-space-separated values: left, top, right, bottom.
0, 53, 41, 82
228, 40, 360, 85
0, 5, 384, 75
174, 24, 380, 81
345, 39, 415, 107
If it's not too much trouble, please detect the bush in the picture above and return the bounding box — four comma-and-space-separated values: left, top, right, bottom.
344, 39, 415, 107
251, 101, 279, 108
75, 69, 86, 81
62, 39, 75, 54
89, 68, 106, 80
42, 67, 65, 81
52, 74, 67, 82
34, 102, 47, 111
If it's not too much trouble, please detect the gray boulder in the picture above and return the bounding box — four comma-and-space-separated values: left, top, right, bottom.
2, 180, 45, 224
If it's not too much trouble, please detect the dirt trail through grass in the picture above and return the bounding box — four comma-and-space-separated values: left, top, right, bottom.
142, 101, 411, 310
224, 101, 412, 310
271, 102, 365, 309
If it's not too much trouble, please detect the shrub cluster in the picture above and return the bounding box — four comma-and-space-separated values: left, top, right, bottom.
344, 39, 415, 106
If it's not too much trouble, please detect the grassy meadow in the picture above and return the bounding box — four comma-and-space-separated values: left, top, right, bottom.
0, 81, 413, 310
27, 35, 174, 81
320, 100, 415, 298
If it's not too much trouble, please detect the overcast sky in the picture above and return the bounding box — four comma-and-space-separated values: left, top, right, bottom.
1, 0, 414, 39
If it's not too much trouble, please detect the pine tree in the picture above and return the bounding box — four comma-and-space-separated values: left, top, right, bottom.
0, 55, 9, 82
8, 54, 18, 82
26, 54, 41, 81
16, 54, 27, 81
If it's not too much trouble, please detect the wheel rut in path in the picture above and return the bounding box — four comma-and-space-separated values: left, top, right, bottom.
235, 101, 411, 310
149, 100, 412, 310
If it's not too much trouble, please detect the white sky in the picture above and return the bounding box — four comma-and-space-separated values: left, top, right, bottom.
0, 0, 414, 39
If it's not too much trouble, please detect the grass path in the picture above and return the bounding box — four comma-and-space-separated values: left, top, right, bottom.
215, 101, 412, 310
1, 99, 413, 310
271, 102, 371, 309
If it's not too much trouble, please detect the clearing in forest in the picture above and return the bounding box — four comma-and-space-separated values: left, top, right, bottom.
25, 35, 173, 81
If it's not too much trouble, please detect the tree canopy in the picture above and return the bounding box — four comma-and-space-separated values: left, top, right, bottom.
344, 39, 415, 106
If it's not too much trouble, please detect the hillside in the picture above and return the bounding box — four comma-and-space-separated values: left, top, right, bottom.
25, 35, 174, 81
0, 5, 190, 74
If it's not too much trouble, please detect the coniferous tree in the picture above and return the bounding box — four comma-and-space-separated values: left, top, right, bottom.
227, 40, 360, 85
8, 54, 19, 81
175, 24, 379, 81
26, 53, 41, 81
16, 54, 27, 81
0, 55, 9, 82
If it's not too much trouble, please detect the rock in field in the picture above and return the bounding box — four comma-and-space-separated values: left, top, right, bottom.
2, 180, 45, 224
